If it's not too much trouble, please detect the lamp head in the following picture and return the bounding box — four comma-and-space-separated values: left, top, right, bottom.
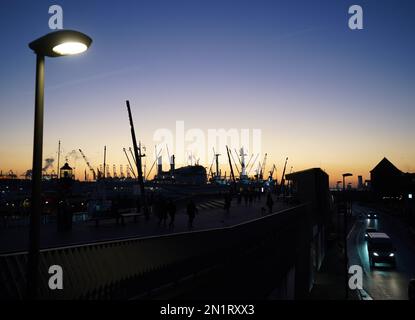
29, 30, 92, 57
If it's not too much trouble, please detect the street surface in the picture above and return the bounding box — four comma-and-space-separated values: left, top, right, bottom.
348, 204, 415, 300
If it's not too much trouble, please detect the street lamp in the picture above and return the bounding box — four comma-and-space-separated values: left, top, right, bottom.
27, 30, 92, 299
342, 173, 353, 191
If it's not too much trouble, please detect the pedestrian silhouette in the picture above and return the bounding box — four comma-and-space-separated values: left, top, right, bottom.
167, 200, 176, 229
156, 196, 167, 226
186, 199, 197, 229
224, 192, 231, 217
248, 191, 253, 206
237, 192, 242, 205
243, 191, 249, 207
266, 193, 274, 213
111, 198, 120, 224
161, 199, 168, 226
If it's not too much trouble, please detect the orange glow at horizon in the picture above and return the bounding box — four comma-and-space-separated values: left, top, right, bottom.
2, 133, 414, 188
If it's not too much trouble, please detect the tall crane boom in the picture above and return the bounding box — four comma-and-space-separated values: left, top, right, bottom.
229, 150, 241, 175
126, 100, 146, 212
226, 145, 236, 187
123, 147, 136, 178
247, 153, 259, 176
280, 157, 288, 194
79, 149, 96, 180
207, 154, 215, 180
145, 147, 162, 180
269, 164, 277, 179
260, 153, 267, 180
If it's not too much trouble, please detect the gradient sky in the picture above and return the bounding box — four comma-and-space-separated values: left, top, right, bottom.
0, 0, 414, 186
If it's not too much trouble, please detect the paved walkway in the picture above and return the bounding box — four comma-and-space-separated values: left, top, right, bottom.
0, 196, 290, 253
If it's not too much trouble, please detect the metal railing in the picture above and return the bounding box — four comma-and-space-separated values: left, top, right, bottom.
0, 204, 308, 300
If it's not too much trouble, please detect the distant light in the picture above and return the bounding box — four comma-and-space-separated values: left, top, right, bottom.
409, 194, 413, 199
389, 253, 395, 257
373, 252, 379, 256
52, 42, 88, 55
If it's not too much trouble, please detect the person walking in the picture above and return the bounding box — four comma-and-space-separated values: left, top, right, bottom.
243, 191, 249, 207
248, 190, 253, 206
224, 193, 231, 218
237, 192, 242, 206
266, 193, 274, 214
156, 196, 166, 226
111, 198, 120, 224
161, 198, 168, 226
167, 200, 176, 229
186, 199, 197, 229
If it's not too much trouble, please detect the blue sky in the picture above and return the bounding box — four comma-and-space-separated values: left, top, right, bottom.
0, 0, 414, 184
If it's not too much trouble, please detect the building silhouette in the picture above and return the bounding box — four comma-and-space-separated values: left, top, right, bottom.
370, 157, 415, 199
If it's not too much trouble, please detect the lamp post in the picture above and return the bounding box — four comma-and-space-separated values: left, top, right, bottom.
341, 172, 352, 299
342, 173, 352, 191
27, 30, 92, 299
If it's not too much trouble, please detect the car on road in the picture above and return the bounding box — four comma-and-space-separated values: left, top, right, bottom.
365, 227, 377, 240
366, 212, 378, 219
367, 232, 396, 268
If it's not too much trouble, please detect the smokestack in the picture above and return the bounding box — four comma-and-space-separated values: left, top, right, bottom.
170, 155, 175, 174
157, 155, 162, 176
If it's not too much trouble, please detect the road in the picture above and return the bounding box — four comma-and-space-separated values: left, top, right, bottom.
348, 203, 415, 300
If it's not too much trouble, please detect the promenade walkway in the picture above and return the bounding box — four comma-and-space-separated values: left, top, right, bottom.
0, 195, 290, 253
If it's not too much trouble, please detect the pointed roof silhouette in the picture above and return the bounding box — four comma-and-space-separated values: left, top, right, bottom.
370, 157, 402, 174
60, 162, 72, 170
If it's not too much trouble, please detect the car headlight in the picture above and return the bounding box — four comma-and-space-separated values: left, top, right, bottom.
373, 252, 379, 256
389, 253, 394, 257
